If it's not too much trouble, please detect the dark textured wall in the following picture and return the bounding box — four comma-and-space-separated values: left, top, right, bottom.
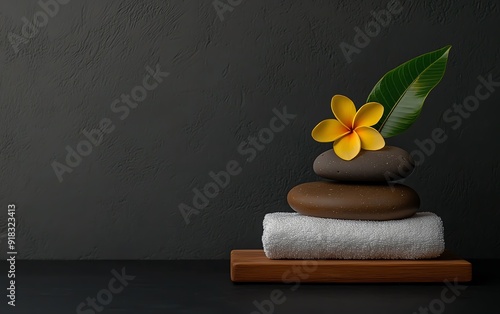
0, 0, 499, 259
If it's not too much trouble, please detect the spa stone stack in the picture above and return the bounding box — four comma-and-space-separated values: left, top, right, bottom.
262, 146, 445, 260
287, 146, 419, 220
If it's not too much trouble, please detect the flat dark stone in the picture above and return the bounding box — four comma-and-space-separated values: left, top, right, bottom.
313, 146, 414, 182
287, 181, 419, 220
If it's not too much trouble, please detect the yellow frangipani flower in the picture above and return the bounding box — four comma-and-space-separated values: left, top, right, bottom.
312, 95, 385, 161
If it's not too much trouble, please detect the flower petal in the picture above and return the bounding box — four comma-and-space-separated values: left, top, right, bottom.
333, 132, 361, 161
353, 102, 384, 128
331, 95, 356, 129
311, 119, 350, 143
355, 126, 385, 150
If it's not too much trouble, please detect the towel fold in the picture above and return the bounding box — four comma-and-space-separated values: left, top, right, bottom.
262, 212, 445, 260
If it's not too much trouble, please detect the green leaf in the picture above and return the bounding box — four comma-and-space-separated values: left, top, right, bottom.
366, 45, 451, 138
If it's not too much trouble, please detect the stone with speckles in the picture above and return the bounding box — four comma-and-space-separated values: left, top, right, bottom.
287, 181, 419, 220
313, 146, 414, 182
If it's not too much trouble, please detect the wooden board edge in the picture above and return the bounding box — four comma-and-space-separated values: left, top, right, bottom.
230, 249, 472, 283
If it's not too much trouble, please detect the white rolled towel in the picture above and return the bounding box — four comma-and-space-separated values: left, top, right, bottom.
262, 212, 445, 260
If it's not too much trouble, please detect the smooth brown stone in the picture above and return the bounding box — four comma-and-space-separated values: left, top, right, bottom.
313, 146, 415, 182
287, 181, 419, 220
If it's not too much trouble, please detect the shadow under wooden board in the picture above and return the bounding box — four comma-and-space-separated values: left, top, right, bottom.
231, 250, 472, 283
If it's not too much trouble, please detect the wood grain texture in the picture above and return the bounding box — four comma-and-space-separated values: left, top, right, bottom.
231, 250, 472, 283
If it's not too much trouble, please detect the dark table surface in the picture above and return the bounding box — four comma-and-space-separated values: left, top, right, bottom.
1, 259, 498, 314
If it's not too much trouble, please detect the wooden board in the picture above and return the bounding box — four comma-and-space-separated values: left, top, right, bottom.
231, 250, 472, 283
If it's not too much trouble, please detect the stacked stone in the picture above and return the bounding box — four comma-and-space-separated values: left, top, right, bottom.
287, 146, 419, 220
